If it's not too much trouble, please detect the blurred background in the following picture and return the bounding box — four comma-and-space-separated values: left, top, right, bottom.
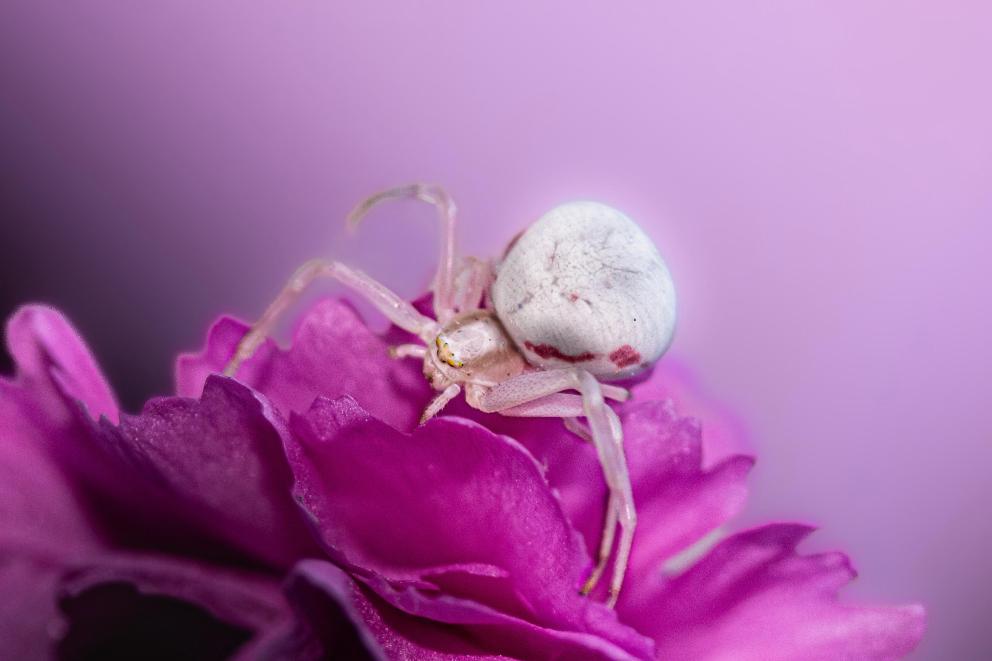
1, 2, 988, 657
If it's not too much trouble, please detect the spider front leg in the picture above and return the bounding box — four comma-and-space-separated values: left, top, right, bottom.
471, 368, 629, 413
389, 344, 427, 360
224, 259, 438, 376
583, 491, 619, 596
472, 369, 636, 608
452, 256, 493, 313
420, 383, 462, 425
346, 183, 459, 322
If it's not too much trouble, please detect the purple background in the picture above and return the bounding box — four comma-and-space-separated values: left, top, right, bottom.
1, 3, 989, 657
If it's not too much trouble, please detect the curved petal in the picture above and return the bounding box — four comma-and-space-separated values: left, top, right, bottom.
620, 357, 751, 466
278, 559, 649, 661
284, 396, 654, 660
446, 397, 753, 610
1, 306, 300, 658
176, 299, 431, 429
4, 304, 118, 424
56, 552, 287, 660
627, 524, 925, 660
0, 307, 115, 659
0, 389, 106, 554
58, 552, 287, 632
0, 305, 119, 554
83, 376, 320, 568
0, 551, 66, 661
0, 547, 288, 661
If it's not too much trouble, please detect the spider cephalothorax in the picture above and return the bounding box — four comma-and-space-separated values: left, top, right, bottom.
225, 184, 676, 606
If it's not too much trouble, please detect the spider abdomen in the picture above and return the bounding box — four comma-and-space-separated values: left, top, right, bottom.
491, 201, 676, 380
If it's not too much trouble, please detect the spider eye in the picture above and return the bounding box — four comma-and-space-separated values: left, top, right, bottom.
435, 336, 464, 368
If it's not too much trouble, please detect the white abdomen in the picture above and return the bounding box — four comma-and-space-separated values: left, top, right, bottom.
491, 201, 676, 380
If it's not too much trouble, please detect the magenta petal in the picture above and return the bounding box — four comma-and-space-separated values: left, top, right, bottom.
286, 396, 585, 599
0, 307, 110, 659
0, 387, 106, 554
283, 559, 502, 660
0, 552, 66, 661
4, 305, 118, 423
88, 376, 320, 567
176, 300, 431, 429
243, 564, 380, 660
0, 548, 288, 661
614, 401, 753, 610
283, 559, 651, 661
623, 357, 751, 466
447, 396, 753, 610
1, 307, 116, 554
57, 552, 288, 660
285, 396, 654, 659
59, 552, 287, 632
629, 524, 925, 660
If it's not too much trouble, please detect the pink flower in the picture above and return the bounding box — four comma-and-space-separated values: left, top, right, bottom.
0, 300, 924, 659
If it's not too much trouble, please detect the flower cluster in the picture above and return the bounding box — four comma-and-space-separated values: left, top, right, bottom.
0, 299, 924, 659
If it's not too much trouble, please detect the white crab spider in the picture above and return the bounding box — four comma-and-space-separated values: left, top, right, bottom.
224, 184, 676, 607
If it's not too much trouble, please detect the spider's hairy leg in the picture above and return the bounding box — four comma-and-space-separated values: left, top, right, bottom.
582, 491, 619, 596
575, 370, 635, 608
346, 183, 459, 322
472, 368, 627, 413
451, 257, 492, 314
224, 258, 438, 377
472, 369, 636, 608
564, 416, 592, 442
563, 417, 621, 593
389, 344, 428, 360
420, 383, 462, 425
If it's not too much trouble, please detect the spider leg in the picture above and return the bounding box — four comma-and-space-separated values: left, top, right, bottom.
476, 372, 635, 608
483, 394, 619, 596
346, 184, 459, 322
451, 256, 492, 313
419, 383, 462, 425
224, 258, 438, 377
563, 416, 592, 442
575, 370, 635, 608
472, 368, 628, 413
582, 491, 619, 596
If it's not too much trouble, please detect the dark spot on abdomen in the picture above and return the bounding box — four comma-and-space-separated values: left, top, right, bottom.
524, 341, 595, 363
609, 344, 641, 368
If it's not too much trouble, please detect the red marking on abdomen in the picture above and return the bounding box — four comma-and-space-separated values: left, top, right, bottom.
609, 345, 641, 368
524, 341, 595, 363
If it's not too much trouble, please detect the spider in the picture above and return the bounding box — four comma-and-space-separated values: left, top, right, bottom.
224, 184, 677, 607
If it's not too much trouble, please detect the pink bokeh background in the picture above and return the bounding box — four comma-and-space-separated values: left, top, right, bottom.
1, 3, 989, 657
